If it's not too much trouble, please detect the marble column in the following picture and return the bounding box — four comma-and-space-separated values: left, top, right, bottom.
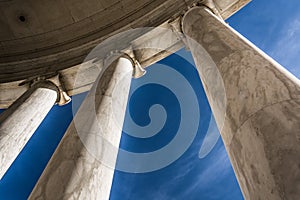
0, 80, 59, 179
29, 56, 134, 200
182, 6, 300, 200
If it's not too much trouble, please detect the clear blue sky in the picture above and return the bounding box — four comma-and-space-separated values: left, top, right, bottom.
110, 50, 243, 200
0, 0, 299, 199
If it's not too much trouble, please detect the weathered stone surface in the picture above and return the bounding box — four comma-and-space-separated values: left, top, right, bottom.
29, 57, 133, 200
183, 6, 300, 200
0, 0, 188, 83
229, 99, 300, 200
0, 0, 251, 109
0, 24, 182, 109
0, 85, 57, 179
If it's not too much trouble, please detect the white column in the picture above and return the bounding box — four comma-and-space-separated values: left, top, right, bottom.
182, 6, 300, 200
29, 56, 134, 200
0, 81, 58, 179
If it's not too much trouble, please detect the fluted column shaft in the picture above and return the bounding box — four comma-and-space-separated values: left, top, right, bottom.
0, 81, 58, 179
182, 7, 300, 200
29, 57, 133, 200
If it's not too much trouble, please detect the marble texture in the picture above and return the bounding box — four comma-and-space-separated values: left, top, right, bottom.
0, 84, 57, 179
0, 1, 251, 110
182, 6, 300, 200
29, 57, 133, 200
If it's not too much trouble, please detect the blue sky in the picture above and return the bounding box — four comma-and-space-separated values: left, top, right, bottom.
110, 50, 242, 200
227, 0, 300, 79
1, 0, 300, 199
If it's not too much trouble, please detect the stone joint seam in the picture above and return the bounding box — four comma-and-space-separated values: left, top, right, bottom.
231, 97, 300, 143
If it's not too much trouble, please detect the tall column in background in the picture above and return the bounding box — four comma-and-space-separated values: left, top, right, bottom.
29, 56, 139, 200
0, 80, 59, 179
182, 6, 300, 200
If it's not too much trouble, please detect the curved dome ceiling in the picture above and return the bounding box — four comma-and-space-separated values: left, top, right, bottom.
0, 0, 250, 83
0, 0, 192, 83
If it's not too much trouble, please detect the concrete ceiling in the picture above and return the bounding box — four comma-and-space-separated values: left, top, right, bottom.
0, 0, 251, 109
1, 0, 185, 82
0, 0, 250, 83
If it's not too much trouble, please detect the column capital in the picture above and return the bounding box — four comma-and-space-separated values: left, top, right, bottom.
121, 53, 146, 79
179, 1, 223, 34
19, 74, 71, 106
47, 75, 71, 106
187, 1, 223, 19
103, 50, 146, 79
200, 0, 223, 19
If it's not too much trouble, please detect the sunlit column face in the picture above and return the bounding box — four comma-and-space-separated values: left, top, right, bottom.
0, 87, 57, 179
182, 6, 300, 200
29, 57, 134, 200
